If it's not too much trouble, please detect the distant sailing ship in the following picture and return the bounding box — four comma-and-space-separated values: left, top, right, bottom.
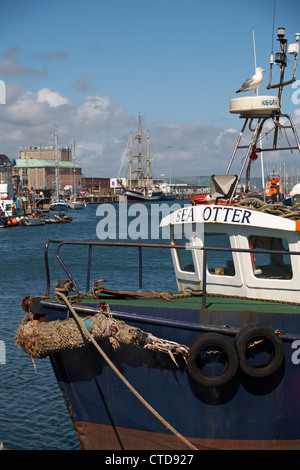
118, 116, 162, 202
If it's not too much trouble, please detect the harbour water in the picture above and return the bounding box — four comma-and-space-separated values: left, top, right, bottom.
0, 201, 184, 450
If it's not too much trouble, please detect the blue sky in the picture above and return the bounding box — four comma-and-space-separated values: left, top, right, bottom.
0, 0, 300, 180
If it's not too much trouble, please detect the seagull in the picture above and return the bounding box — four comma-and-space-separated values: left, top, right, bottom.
236, 67, 266, 94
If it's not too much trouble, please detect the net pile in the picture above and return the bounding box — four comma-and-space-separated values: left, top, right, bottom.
15, 309, 189, 361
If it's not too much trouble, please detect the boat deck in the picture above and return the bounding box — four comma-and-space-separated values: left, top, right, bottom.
43, 291, 300, 314
34, 291, 300, 343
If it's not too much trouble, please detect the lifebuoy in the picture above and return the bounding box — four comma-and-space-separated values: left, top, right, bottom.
187, 333, 238, 387
234, 324, 284, 378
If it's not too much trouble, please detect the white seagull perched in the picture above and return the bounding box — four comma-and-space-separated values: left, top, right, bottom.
236, 67, 266, 94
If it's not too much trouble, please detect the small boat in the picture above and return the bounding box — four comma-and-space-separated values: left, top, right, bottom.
16, 27, 300, 450
21, 216, 45, 226
49, 199, 69, 213
68, 198, 85, 210
56, 214, 73, 223
43, 214, 73, 224
264, 170, 284, 202
190, 194, 211, 205
42, 216, 62, 224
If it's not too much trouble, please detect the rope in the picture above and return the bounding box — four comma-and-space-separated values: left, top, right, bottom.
235, 197, 300, 220
91, 279, 203, 301
55, 290, 198, 451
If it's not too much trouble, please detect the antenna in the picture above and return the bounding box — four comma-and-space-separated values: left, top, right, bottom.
252, 29, 258, 95
268, 0, 276, 88
267, 27, 299, 105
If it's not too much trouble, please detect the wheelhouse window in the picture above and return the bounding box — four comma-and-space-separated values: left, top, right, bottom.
248, 235, 292, 279
174, 236, 195, 273
205, 233, 235, 276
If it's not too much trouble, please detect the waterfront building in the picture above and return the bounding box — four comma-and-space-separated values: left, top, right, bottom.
13, 145, 83, 194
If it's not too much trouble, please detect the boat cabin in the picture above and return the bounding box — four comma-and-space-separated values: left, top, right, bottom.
160, 204, 300, 304
0, 199, 14, 217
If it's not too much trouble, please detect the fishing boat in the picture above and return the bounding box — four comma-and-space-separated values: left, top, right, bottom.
0, 182, 20, 227
0, 198, 19, 228
118, 115, 162, 202
16, 27, 300, 450
159, 181, 178, 200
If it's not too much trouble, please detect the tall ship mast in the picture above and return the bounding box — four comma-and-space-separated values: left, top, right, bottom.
119, 115, 162, 202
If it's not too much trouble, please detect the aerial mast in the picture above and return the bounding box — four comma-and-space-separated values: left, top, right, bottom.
267, 28, 299, 105
267, 28, 300, 148
226, 27, 300, 204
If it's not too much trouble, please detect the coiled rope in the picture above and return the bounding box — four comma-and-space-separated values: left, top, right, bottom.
235, 198, 300, 220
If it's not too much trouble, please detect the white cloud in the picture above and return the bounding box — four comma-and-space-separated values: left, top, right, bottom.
0, 83, 243, 178
37, 88, 71, 107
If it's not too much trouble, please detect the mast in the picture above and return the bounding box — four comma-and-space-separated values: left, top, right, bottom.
54, 129, 59, 200
138, 115, 142, 188
129, 131, 132, 190
73, 137, 76, 200
267, 28, 300, 148
147, 130, 150, 191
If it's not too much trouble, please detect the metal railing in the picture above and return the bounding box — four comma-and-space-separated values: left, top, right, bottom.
44, 239, 300, 309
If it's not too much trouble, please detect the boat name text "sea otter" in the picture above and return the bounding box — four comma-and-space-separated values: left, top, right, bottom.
175, 206, 252, 224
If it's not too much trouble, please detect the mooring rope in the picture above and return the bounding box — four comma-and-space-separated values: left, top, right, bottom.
55, 290, 198, 451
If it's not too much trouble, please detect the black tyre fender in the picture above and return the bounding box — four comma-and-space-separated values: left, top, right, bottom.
234, 324, 285, 378
187, 333, 238, 387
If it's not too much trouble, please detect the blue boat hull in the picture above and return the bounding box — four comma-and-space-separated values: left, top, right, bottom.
42, 301, 300, 450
